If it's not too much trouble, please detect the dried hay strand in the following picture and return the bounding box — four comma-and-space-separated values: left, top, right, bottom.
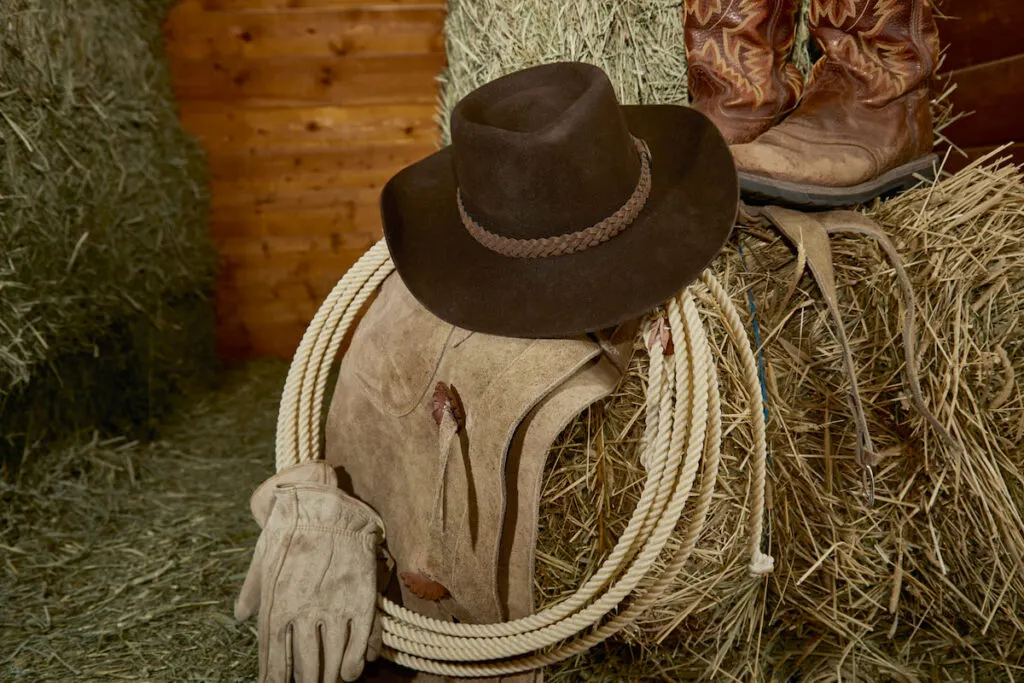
0, 361, 288, 681
747, 150, 1024, 680
534, 151, 1024, 681
0, 0, 216, 465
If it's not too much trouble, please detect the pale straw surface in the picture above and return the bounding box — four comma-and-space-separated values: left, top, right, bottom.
535, 150, 1024, 681
437, 0, 1024, 680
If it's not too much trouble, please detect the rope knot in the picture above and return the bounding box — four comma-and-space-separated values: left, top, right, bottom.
749, 550, 775, 577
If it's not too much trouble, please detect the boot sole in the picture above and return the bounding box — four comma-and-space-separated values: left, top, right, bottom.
738, 154, 939, 209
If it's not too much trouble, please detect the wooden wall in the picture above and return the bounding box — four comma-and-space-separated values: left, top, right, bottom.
164, 0, 446, 359
937, 0, 1024, 170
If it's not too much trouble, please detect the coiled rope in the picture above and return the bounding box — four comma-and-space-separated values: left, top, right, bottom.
273, 239, 773, 677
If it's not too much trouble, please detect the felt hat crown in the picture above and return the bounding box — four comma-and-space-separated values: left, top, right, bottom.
381, 61, 738, 338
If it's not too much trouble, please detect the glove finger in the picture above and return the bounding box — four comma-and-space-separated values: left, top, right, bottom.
264, 621, 292, 683
234, 539, 264, 621
291, 621, 322, 683
367, 611, 383, 663
320, 619, 347, 683
342, 617, 370, 682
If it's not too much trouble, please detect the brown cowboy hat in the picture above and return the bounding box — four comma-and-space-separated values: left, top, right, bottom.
380, 61, 738, 338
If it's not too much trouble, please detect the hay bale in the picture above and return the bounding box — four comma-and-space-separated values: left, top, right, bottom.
536, 153, 1024, 680
742, 153, 1024, 680
438, 1, 1024, 679
0, 0, 217, 466
436, 0, 691, 145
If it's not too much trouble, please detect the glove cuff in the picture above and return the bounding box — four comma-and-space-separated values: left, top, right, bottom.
250, 461, 338, 527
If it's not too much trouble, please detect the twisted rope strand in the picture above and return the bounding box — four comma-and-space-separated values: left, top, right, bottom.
700, 271, 774, 575
276, 240, 391, 471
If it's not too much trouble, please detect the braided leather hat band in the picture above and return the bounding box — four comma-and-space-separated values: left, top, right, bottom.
457, 137, 652, 259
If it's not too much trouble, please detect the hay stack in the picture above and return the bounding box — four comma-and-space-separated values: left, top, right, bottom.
437, 0, 1024, 679
0, 0, 217, 467
535, 152, 1024, 681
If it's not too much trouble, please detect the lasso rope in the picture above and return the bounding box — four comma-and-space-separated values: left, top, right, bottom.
273, 239, 772, 677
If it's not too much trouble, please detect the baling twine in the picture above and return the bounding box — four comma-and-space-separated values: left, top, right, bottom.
273, 238, 773, 677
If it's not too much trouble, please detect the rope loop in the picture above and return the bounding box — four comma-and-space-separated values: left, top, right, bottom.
273, 240, 772, 676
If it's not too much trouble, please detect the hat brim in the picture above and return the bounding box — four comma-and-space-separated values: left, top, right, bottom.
380, 104, 738, 338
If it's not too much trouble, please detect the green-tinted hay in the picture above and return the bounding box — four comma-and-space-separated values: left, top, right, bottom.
0, 361, 286, 682
0, 0, 216, 466
1, 294, 218, 468
435, 0, 691, 145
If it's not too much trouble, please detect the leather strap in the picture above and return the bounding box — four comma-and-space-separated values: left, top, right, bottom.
817, 210, 956, 450
759, 206, 878, 503
752, 205, 957, 506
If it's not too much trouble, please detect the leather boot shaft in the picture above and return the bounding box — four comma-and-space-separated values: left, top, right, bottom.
730, 0, 941, 206
804, 0, 940, 158
807, 0, 939, 107
683, 0, 803, 144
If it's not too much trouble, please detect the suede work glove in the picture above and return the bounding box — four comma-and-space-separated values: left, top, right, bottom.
236, 462, 386, 682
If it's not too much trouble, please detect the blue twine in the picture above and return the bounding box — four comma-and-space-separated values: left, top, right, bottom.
737, 240, 771, 465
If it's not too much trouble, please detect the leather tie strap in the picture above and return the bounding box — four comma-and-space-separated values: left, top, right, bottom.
458, 137, 652, 259
749, 205, 959, 508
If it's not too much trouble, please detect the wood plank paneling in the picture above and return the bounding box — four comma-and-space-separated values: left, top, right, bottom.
213, 233, 375, 260
210, 180, 387, 209
220, 261, 354, 293
164, 7, 445, 60
179, 104, 437, 149
210, 203, 384, 238
165, 0, 444, 359
207, 143, 434, 182
935, 0, 1024, 72
211, 168, 396, 202
209, 184, 382, 214
171, 54, 445, 105
941, 54, 1024, 149
207, 162, 395, 200
214, 250, 372, 355
942, 142, 1024, 174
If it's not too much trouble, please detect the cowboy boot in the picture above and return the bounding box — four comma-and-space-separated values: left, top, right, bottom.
731, 0, 941, 208
683, 0, 803, 145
